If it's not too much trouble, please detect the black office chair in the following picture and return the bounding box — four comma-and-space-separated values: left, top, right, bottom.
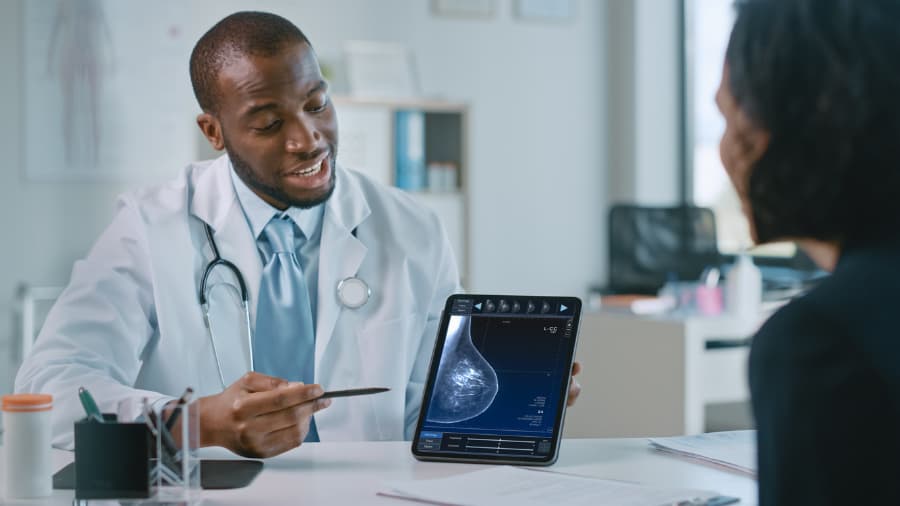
606, 204, 721, 295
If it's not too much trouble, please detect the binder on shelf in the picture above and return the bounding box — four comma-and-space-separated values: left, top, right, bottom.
427, 161, 459, 193
395, 110, 426, 191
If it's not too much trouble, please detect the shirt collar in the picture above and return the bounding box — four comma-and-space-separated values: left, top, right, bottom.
229, 160, 324, 243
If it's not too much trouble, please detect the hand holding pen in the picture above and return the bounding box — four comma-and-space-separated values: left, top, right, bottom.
194, 372, 332, 458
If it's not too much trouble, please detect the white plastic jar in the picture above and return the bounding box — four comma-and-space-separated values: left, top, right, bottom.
2, 393, 53, 499
726, 253, 763, 323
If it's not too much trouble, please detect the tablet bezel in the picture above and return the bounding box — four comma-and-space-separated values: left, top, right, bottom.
411, 294, 582, 466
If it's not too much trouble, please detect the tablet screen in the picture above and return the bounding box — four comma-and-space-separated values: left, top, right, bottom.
413, 294, 581, 465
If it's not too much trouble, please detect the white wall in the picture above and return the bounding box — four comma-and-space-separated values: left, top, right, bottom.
0, 0, 146, 390
607, 0, 682, 206
0, 0, 609, 389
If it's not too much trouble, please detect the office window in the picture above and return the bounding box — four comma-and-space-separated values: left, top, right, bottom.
685, 0, 795, 258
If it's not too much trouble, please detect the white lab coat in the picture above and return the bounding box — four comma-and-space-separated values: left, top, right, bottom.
15, 156, 461, 449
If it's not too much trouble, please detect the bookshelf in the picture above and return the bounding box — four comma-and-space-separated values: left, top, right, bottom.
333, 96, 469, 286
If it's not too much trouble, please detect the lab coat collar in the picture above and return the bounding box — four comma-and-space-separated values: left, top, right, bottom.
189, 155, 237, 233
189, 155, 263, 368
190, 154, 370, 239
228, 163, 325, 246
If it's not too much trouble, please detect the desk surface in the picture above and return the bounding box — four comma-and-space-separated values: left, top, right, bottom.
2, 439, 757, 505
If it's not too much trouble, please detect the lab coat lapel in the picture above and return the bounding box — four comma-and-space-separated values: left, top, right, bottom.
316, 166, 370, 364
190, 155, 263, 373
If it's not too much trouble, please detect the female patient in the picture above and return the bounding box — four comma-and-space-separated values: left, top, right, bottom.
718, 0, 900, 504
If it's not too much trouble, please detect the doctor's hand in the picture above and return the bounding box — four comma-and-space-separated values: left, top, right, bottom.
198, 372, 331, 458
567, 361, 582, 407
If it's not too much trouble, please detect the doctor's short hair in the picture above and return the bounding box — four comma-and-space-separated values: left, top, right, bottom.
725, 0, 900, 246
190, 11, 312, 114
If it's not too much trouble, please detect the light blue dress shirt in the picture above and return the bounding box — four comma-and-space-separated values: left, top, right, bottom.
229, 165, 324, 333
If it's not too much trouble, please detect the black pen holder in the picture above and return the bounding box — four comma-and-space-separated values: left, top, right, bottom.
74, 414, 153, 499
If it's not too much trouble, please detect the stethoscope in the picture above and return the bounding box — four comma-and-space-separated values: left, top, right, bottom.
199, 222, 370, 388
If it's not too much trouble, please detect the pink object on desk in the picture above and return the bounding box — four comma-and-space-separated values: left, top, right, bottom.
695, 285, 723, 316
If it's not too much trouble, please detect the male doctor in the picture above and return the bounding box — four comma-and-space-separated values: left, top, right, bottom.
16, 11, 580, 458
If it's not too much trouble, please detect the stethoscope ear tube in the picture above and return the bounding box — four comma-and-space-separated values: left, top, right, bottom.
200, 223, 250, 305
202, 303, 227, 390
200, 223, 253, 390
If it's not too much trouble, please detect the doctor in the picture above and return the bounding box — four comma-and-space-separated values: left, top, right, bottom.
16, 11, 581, 458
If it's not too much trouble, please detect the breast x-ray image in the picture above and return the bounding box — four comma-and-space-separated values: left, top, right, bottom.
427, 315, 499, 423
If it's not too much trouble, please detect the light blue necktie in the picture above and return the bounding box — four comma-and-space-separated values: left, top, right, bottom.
255, 215, 319, 442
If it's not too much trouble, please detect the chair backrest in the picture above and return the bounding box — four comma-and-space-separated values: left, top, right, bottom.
608, 204, 721, 295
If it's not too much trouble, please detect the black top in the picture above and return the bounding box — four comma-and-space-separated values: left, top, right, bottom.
750, 239, 900, 505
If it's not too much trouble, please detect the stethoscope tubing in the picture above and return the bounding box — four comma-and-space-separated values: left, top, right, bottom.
200, 223, 250, 306
201, 223, 255, 388
198, 221, 368, 389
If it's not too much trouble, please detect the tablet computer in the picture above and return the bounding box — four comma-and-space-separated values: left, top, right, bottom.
412, 294, 582, 465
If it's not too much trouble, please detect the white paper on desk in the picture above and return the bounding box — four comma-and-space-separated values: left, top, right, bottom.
379, 466, 720, 506
648, 430, 757, 476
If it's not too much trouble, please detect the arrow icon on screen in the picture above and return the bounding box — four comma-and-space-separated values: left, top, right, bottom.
474, 303, 482, 311
560, 304, 568, 312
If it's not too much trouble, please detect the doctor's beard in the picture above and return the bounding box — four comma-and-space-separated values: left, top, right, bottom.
224, 137, 337, 210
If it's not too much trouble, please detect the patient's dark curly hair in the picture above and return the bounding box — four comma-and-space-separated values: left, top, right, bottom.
726, 0, 900, 246
189, 11, 311, 114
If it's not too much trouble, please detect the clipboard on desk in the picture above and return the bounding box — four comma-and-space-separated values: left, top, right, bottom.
54, 459, 264, 490
380, 466, 741, 505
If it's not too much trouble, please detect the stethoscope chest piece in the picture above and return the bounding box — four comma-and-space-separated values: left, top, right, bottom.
337, 277, 370, 309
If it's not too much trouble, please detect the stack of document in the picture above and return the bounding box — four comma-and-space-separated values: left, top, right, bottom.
379, 466, 725, 506
648, 430, 757, 477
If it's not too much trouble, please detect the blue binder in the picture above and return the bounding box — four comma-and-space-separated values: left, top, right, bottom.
395, 110, 426, 191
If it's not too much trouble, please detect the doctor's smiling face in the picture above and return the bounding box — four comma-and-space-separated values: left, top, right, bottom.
197, 41, 338, 210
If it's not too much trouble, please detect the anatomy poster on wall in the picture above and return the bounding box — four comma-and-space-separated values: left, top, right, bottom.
22, 0, 195, 181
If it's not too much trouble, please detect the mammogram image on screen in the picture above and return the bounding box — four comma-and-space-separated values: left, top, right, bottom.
424, 311, 571, 435
427, 315, 499, 423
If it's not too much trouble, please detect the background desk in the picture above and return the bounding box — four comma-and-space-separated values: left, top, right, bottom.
566, 310, 758, 438
1, 439, 757, 505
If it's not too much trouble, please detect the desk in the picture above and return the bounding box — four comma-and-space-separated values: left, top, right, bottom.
0, 439, 757, 505
566, 310, 759, 438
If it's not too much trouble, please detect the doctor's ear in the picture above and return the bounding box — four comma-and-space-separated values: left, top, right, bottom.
197, 113, 225, 151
